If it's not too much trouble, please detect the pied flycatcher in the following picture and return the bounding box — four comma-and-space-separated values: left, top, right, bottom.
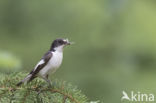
17, 38, 71, 86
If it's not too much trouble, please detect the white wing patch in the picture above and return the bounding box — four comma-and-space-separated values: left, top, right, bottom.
33, 59, 45, 71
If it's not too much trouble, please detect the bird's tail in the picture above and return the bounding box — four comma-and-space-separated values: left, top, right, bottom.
16, 74, 32, 86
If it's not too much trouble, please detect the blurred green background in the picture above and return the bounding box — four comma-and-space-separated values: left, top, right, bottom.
0, 0, 156, 102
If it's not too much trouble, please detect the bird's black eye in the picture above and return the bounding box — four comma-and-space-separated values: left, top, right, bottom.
58, 40, 63, 44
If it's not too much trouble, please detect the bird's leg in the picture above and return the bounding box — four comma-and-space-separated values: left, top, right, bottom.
42, 75, 53, 87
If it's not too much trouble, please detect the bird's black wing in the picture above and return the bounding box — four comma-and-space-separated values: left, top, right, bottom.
28, 51, 52, 81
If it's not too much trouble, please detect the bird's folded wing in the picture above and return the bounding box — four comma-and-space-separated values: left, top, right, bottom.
29, 51, 52, 78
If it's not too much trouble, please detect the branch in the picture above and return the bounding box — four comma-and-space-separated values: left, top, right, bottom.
0, 72, 88, 103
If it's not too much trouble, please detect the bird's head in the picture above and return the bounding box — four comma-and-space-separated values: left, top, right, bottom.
50, 38, 71, 52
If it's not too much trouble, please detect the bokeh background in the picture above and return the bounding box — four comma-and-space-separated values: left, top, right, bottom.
0, 0, 156, 102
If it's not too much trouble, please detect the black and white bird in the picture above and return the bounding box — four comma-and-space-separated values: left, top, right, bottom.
17, 38, 71, 86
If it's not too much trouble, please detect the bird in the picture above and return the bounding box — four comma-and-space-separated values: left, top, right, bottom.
16, 38, 71, 86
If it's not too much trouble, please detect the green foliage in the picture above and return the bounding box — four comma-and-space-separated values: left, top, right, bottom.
0, 72, 89, 103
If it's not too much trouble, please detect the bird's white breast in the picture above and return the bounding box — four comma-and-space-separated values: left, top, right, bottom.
49, 51, 63, 69
39, 51, 63, 77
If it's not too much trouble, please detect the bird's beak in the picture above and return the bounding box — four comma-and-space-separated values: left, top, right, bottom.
66, 42, 71, 45
65, 39, 74, 45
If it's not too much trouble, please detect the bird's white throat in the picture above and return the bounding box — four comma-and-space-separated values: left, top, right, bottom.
54, 45, 64, 52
